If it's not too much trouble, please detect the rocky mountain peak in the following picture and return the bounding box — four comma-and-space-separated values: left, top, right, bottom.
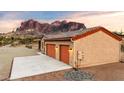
16, 19, 86, 35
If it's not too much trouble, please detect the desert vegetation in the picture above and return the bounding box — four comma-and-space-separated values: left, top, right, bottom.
0, 35, 38, 47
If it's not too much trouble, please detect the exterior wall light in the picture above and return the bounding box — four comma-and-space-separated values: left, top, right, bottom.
55, 46, 58, 48
69, 47, 73, 51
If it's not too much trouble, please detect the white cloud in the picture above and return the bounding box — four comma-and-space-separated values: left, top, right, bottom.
0, 20, 23, 33
0, 12, 24, 33
0, 19, 55, 33
65, 12, 124, 32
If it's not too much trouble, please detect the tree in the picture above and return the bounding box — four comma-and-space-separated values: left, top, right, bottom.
113, 29, 124, 35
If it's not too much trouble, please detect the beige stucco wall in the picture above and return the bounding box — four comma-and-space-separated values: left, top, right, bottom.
73, 31, 121, 68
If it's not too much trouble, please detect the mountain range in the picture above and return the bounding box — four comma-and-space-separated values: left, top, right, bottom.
16, 19, 86, 35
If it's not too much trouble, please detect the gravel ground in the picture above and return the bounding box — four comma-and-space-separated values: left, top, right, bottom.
0, 45, 37, 80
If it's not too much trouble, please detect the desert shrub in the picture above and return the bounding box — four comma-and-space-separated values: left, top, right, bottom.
11, 42, 19, 47
11, 43, 16, 47
0, 41, 2, 46
1, 37, 13, 45
0, 36, 4, 41
19, 37, 33, 44
25, 44, 32, 49
64, 70, 94, 81
25, 38, 32, 44
19, 39, 25, 44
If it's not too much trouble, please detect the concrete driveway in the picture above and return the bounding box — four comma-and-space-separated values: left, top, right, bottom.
10, 54, 72, 80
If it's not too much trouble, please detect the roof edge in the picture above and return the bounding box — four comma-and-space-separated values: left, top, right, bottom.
72, 27, 122, 41
44, 37, 72, 41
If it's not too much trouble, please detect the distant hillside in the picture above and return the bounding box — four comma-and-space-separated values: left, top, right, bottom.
16, 19, 86, 34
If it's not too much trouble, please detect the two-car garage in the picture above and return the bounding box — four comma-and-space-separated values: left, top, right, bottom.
46, 44, 70, 64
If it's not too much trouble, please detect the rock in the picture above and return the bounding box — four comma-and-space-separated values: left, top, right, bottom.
64, 70, 94, 81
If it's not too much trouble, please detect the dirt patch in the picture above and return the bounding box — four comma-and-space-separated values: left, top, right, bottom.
81, 62, 124, 81
0, 45, 37, 80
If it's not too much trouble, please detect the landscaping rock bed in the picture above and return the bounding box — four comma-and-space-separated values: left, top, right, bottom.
64, 70, 94, 81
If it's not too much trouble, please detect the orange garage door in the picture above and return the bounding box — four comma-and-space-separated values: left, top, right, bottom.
60, 45, 69, 64
46, 44, 55, 58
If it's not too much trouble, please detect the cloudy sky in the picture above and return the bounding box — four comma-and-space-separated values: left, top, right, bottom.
0, 11, 124, 33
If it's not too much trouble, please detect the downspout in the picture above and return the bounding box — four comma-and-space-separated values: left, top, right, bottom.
120, 40, 122, 62
70, 38, 79, 70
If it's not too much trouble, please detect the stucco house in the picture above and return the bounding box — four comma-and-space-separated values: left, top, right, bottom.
40, 26, 122, 68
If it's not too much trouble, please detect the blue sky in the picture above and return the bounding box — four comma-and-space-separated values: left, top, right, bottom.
0, 11, 77, 20
0, 11, 124, 33
0, 11, 116, 20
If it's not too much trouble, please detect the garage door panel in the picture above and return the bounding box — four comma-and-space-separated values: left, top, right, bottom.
60, 45, 69, 64
46, 44, 55, 58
